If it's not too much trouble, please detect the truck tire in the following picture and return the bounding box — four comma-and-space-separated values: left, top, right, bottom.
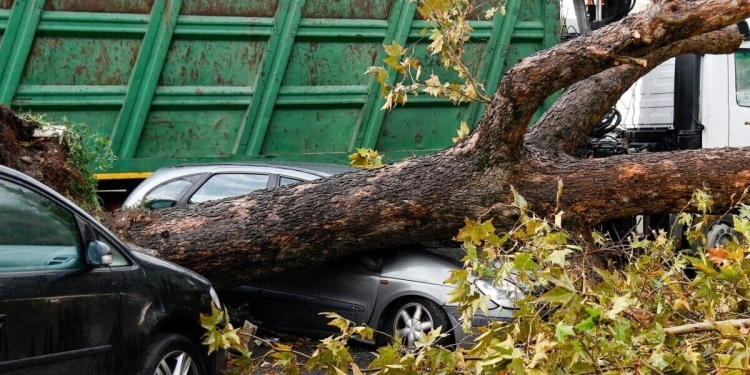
706, 222, 736, 249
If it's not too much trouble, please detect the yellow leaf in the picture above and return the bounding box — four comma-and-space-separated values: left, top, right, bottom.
424, 74, 444, 97
452, 121, 470, 143
529, 333, 556, 368
606, 294, 635, 320
545, 248, 571, 266
200, 303, 224, 330
427, 30, 444, 55
383, 40, 406, 57
423, 0, 451, 13
364, 66, 388, 84
382, 55, 401, 70
381, 91, 396, 111
485, 6, 498, 19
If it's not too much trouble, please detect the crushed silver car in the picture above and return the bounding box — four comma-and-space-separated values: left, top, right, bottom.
123, 163, 523, 347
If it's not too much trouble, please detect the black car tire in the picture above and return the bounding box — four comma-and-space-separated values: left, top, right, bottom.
136, 333, 206, 375
383, 297, 453, 348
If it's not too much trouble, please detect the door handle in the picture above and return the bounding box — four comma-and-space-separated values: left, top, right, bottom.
0, 314, 5, 330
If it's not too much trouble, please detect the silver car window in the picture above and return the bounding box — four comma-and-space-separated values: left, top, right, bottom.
279, 176, 303, 186
143, 174, 201, 209
188, 173, 269, 204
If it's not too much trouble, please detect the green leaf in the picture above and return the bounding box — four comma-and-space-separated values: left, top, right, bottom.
455, 218, 495, 245
545, 249, 572, 267
555, 322, 575, 341
733, 216, 750, 238
539, 273, 576, 291
536, 286, 576, 305
575, 307, 601, 332
513, 253, 540, 271
575, 317, 596, 332
739, 203, 750, 220
511, 186, 528, 211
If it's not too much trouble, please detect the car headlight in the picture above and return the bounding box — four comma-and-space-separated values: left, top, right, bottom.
209, 287, 222, 310
475, 278, 523, 309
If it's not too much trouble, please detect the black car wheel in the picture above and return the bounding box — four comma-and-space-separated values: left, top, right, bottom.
137, 333, 205, 375
385, 298, 452, 348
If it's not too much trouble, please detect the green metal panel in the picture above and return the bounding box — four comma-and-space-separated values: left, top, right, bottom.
111, 0, 183, 159
233, 0, 306, 156
0, 0, 45, 104
2, 0, 559, 176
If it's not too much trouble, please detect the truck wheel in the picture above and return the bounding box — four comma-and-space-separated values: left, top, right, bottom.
137, 333, 205, 375
706, 222, 736, 249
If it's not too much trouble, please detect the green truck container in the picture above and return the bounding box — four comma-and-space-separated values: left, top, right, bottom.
0, 0, 559, 194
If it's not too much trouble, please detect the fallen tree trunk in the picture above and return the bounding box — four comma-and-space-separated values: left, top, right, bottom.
65, 0, 750, 287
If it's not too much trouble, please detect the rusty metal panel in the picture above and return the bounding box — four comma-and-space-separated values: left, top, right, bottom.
159, 39, 267, 86
0, 0, 559, 178
135, 108, 246, 158
44, 0, 154, 14
302, 0, 392, 19
22, 37, 141, 85
180, 0, 278, 17
281, 41, 380, 86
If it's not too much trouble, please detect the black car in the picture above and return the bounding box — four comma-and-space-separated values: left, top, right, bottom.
0, 165, 224, 374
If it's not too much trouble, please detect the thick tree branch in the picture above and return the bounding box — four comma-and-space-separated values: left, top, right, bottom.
469, 0, 750, 159
101, 1, 750, 288
515, 148, 750, 224
109, 151, 514, 287
525, 26, 743, 153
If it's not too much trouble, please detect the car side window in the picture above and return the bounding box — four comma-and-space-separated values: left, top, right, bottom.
189, 173, 269, 204
0, 178, 84, 272
279, 176, 303, 186
143, 174, 201, 210
736, 49, 750, 107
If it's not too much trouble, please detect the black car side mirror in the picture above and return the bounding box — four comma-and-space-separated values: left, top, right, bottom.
86, 240, 113, 267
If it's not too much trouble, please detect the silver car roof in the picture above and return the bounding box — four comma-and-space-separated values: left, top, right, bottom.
123, 162, 352, 208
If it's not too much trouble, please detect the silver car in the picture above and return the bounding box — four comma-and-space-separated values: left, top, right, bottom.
223, 246, 521, 347
122, 163, 351, 210
123, 163, 522, 347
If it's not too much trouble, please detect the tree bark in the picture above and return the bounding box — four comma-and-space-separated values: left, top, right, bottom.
526, 27, 743, 154
97, 0, 750, 288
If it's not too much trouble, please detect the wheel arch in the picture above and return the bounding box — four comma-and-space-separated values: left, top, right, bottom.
151, 311, 205, 350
